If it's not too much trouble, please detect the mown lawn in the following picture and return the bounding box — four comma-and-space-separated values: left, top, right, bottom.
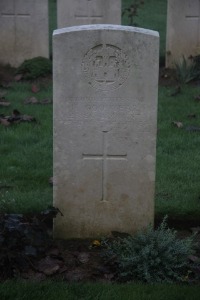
1, 281, 200, 300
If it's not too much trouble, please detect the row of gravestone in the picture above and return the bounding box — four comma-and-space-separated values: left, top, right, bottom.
0, 0, 121, 67
0, 0, 200, 67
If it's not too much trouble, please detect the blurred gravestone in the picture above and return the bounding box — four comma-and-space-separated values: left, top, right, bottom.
53, 24, 159, 238
57, 0, 121, 28
166, 0, 200, 67
0, 0, 49, 67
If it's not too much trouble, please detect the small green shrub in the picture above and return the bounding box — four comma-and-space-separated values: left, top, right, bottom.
174, 56, 200, 84
16, 56, 52, 79
103, 216, 195, 283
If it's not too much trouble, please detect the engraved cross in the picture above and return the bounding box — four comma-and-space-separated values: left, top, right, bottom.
82, 131, 127, 202
1, 3, 30, 19
75, 0, 103, 21
185, 2, 200, 50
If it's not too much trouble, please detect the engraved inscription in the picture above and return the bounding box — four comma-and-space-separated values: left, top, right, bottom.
82, 131, 127, 201
82, 44, 131, 91
75, 0, 103, 20
65, 98, 138, 122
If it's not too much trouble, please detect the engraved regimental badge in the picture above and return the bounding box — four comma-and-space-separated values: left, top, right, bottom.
82, 44, 131, 91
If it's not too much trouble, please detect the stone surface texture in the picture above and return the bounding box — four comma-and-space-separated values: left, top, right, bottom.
53, 25, 159, 239
0, 0, 49, 67
57, 0, 121, 28
166, 0, 200, 68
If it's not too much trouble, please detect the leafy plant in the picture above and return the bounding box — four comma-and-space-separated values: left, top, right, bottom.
16, 56, 52, 79
174, 56, 200, 84
103, 216, 195, 283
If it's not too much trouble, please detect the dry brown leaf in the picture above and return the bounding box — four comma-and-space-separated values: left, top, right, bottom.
172, 121, 183, 128
187, 113, 197, 118
0, 101, 10, 107
31, 84, 40, 93
37, 256, 62, 276
24, 96, 39, 105
77, 252, 90, 264
14, 74, 23, 82
0, 118, 10, 126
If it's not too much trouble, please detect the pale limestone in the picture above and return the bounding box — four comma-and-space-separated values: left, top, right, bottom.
57, 0, 121, 28
53, 25, 159, 239
0, 0, 49, 67
166, 0, 200, 68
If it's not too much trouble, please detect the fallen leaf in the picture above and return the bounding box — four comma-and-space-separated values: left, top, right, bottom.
0, 109, 36, 125
64, 268, 90, 282
49, 177, 54, 186
194, 95, 200, 101
77, 252, 90, 264
190, 227, 200, 234
185, 125, 200, 132
31, 84, 40, 93
14, 74, 23, 82
91, 240, 101, 247
188, 255, 200, 263
0, 183, 13, 189
0, 101, 10, 107
12, 109, 20, 116
187, 113, 197, 118
0, 91, 7, 98
104, 273, 115, 281
19, 114, 36, 122
172, 121, 184, 128
24, 97, 39, 105
37, 256, 62, 276
40, 98, 52, 104
0, 118, 11, 126
21, 270, 46, 281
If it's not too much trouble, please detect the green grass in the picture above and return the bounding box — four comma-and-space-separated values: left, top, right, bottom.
156, 85, 200, 220
0, 82, 52, 212
0, 281, 200, 300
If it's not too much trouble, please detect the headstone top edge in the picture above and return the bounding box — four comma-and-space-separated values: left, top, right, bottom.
53, 24, 159, 38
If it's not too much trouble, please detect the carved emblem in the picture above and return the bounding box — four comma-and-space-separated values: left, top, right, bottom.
82, 44, 131, 91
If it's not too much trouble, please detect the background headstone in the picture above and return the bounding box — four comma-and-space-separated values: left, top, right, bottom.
53, 25, 159, 239
166, 0, 200, 68
57, 0, 121, 28
0, 0, 49, 67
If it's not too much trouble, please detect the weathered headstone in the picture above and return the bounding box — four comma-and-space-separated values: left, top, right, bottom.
0, 0, 49, 67
166, 0, 200, 68
57, 0, 121, 28
53, 25, 159, 238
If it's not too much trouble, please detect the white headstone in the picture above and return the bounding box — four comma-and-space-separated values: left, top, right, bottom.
53, 25, 159, 239
0, 0, 49, 67
57, 0, 121, 28
166, 0, 200, 68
